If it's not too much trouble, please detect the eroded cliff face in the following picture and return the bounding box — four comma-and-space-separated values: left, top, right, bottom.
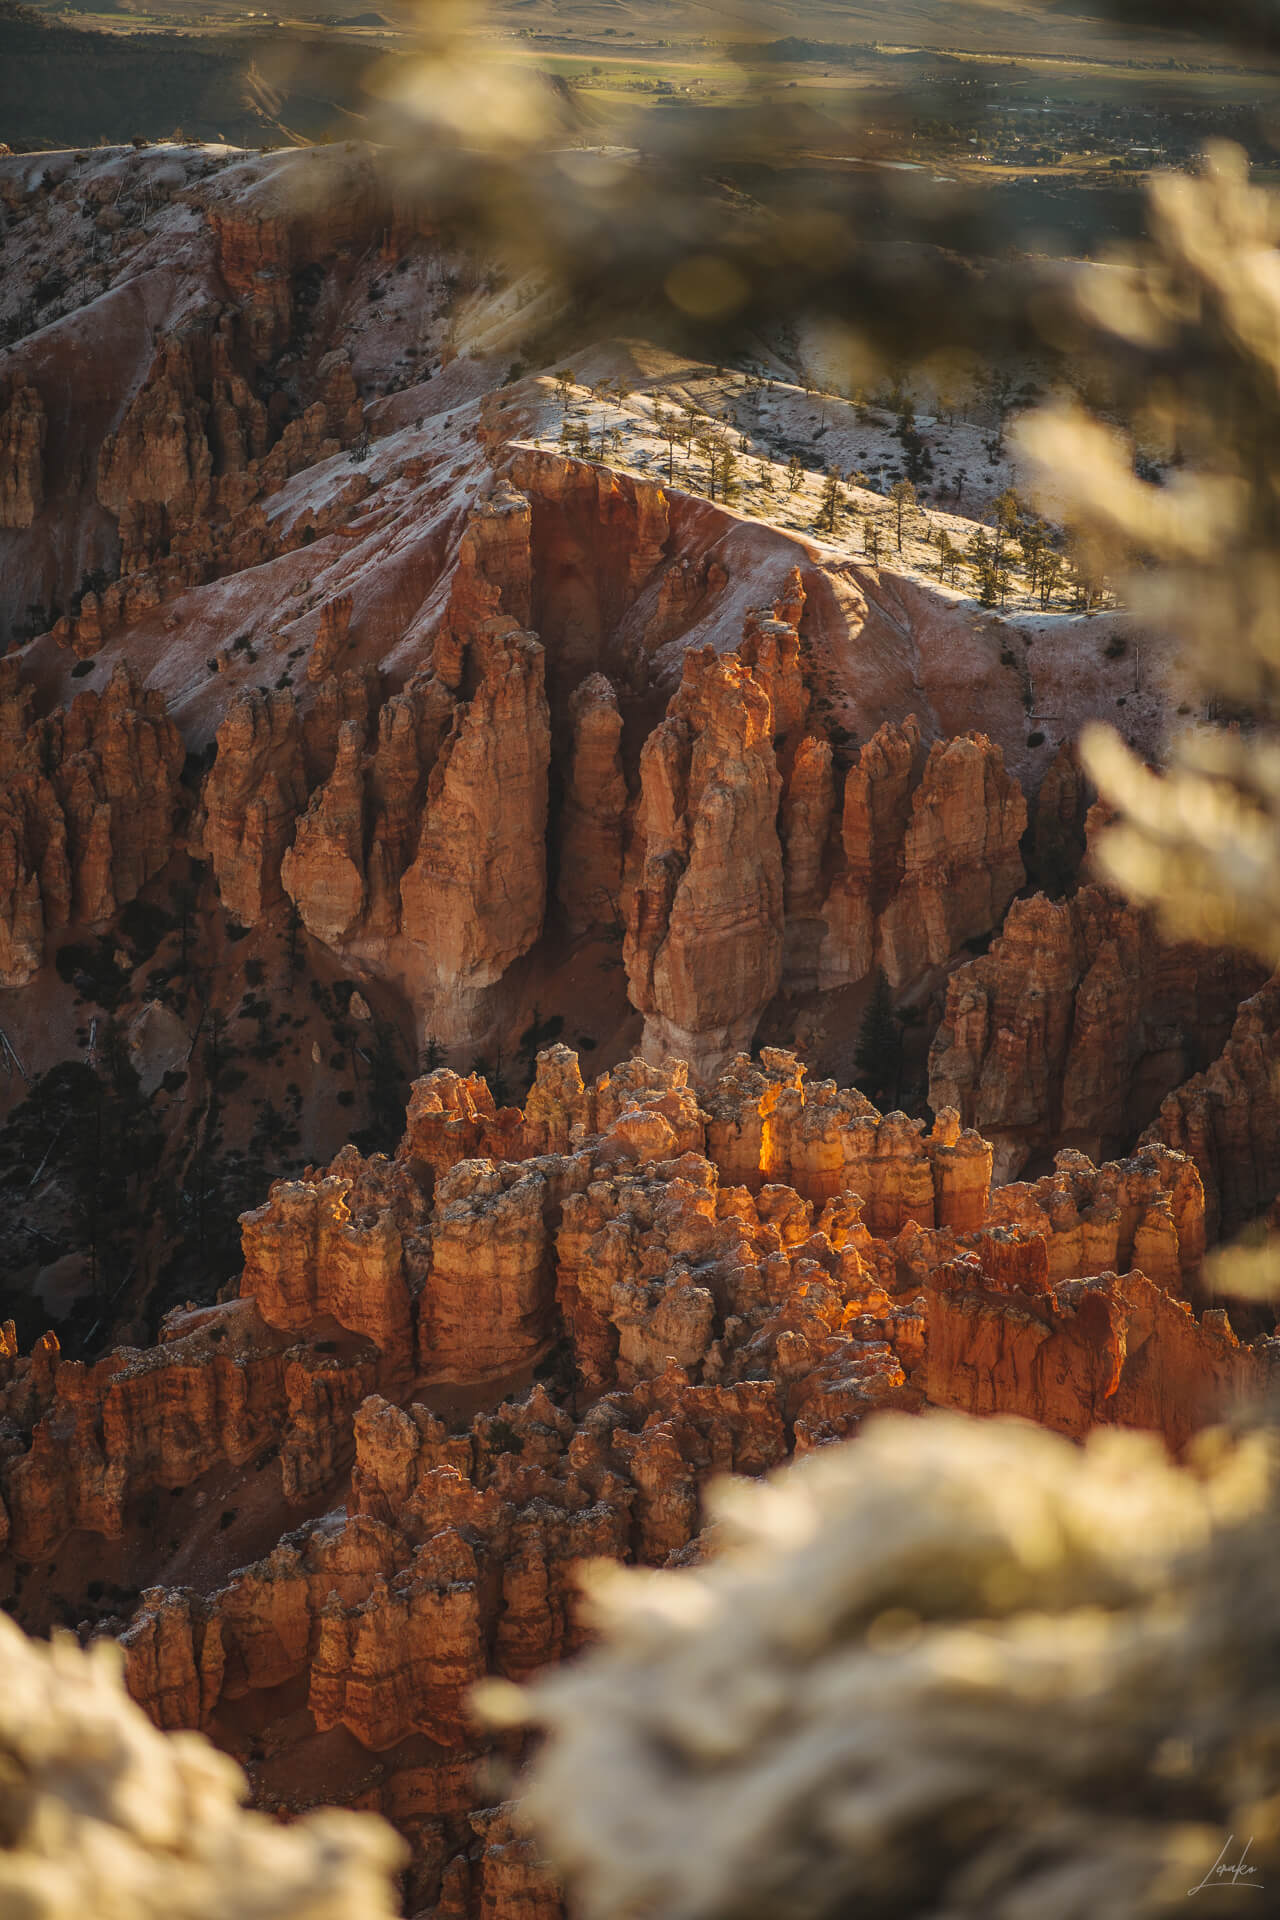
33, 412, 1048, 1077
557, 674, 626, 934
59, 304, 365, 658
5, 325, 1057, 1086
196, 687, 309, 927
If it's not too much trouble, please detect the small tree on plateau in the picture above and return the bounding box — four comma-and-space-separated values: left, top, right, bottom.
966, 527, 995, 597
696, 432, 721, 500
992, 486, 1022, 563
787, 454, 804, 494
889, 477, 917, 551
555, 368, 576, 412
1038, 549, 1065, 607
654, 407, 680, 483
818, 467, 843, 534
864, 515, 883, 563
854, 969, 902, 1108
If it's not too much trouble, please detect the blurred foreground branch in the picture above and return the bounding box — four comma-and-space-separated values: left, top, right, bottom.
492, 1410, 1280, 1920
0, 1613, 404, 1919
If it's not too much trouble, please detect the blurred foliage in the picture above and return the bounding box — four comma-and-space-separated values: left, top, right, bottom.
0, 1612, 404, 1919
340, 0, 1274, 374
495, 1410, 1280, 1920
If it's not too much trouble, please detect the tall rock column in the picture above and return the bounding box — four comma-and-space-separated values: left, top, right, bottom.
399, 623, 551, 1043
195, 688, 308, 926
623, 649, 783, 1081
281, 720, 368, 945
558, 674, 626, 934
0, 378, 46, 528
878, 733, 1026, 987
818, 717, 924, 988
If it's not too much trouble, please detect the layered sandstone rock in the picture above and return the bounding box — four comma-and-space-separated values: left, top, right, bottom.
280, 668, 452, 946
507, 448, 669, 689
4, 1040, 1233, 1589
418, 1158, 561, 1382
702, 1050, 991, 1231
70, 312, 362, 655
239, 1155, 422, 1395
0, 375, 46, 527
433, 483, 533, 689
0, 659, 183, 983
929, 886, 1265, 1183
1029, 740, 1089, 890
983, 1143, 1206, 1290
399, 1065, 527, 1185
280, 719, 368, 943
781, 733, 836, 984
120, 1364, 789, 1754
818, 716, 924, 987
623, 649, 783, 1079
306, 593, 353, 684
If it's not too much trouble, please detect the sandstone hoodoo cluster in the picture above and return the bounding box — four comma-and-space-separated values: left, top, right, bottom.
2, 135, 1280, 1920
2, 1042, 1276, 1916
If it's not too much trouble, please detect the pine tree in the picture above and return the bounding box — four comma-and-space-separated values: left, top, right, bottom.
654, 407, 680, 483
818, 468, 843, 534
889, 477, 917, 551
1038, 550, 1065, 607
966, 527, 995, 596
992, 486, 1022, 564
